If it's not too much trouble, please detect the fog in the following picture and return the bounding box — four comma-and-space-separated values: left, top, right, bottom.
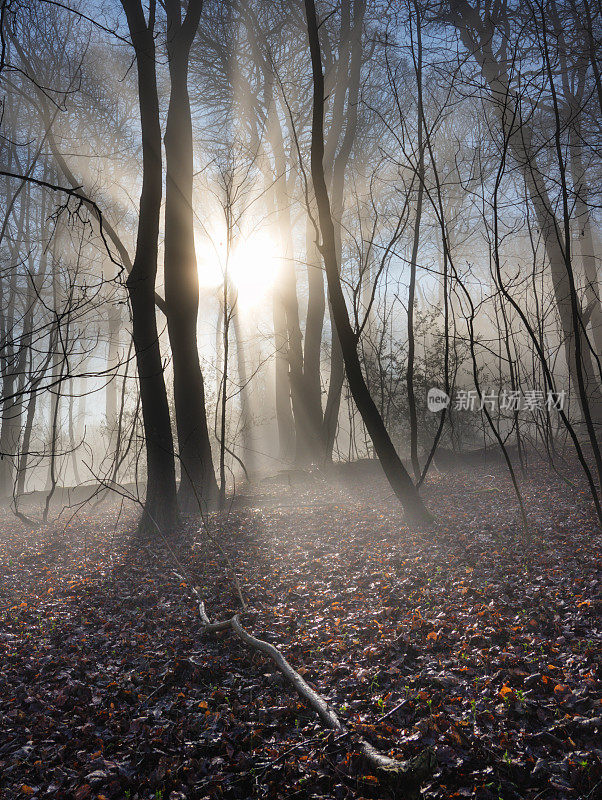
0, 0, 600, 528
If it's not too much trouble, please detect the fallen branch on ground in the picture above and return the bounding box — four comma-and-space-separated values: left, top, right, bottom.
196, 599, 436, 798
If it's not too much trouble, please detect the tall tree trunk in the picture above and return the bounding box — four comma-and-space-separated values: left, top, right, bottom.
218, 283, 230, 508
264, 87, 320, 465
120, 0, 178, 533
45, 224, 62, 496
272, 186, 310, 464
105, 302, 121, 433
16, 183, 51, 499
163, 0, 218, 512
321, 313, 344, 461
549, 2, 602, 403
43, 354, 64, 522
303, 217, 326, 458
0, 200, 24, 498
244, 9, 321, 464
232, 308, 257, 477
321, 0, 366, 463
569, 127, 602, 375
68, 379, 81, 486
304, 0, 431, 524
273, 295, 295, 461
406, 0, 425, 480
16, 386, 36, 499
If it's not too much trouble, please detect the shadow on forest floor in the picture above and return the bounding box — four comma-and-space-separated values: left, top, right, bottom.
0, 462, 601, 800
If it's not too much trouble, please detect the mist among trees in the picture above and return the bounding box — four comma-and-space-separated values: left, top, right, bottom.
0, 1, 601, 798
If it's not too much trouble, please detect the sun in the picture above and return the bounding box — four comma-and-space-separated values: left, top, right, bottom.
195, 229, 279, 309
229, 232, 280, 307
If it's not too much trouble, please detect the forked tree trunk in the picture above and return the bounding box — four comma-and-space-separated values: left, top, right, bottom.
272, 188, 313, 465
304, 0, 432, 524
120, 0, 178, 534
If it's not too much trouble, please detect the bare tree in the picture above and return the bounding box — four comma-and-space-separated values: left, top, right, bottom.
304, 0, 432, 524
119, 0, 178, 533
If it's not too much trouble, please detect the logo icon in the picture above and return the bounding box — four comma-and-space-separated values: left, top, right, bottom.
427, 387, 450, 412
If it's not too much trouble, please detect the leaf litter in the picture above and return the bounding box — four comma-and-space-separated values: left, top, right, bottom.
0, 462, 601, 799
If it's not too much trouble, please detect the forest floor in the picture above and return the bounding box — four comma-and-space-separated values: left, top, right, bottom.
0, 461, 601, 800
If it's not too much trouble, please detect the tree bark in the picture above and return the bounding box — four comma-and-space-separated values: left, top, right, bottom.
105, 301, 121, 433
0, 170, 27, 498
163, 0, 218, 513
321, 0, 366, 463
232, 308, 257, 477
568, 121, 602, 378
303, 217, 326, 458
273, 295, 295, 461
120, 0, 178, 533
197, 602, 434, 796
407, 0, 425, 481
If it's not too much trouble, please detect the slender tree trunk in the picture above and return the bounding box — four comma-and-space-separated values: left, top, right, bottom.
303, 217, 326, 454
0, 271, 20, 499
45, 229, 62, 496
406, 0, 425, 480
304, 0, 431, 524
321, 316, 344, 461
43, 361, 64, 522
163, 0, 217, 512
105, 302, 121, 433
232, 308, 257, 477
321, 0, 366, 463
76, 375, 87, 442
17, 387, 36, 498
44, 250, 68, 520
273, 295, 295, 461
0, 156, 28, 498
218, 283, 230, 508
68, 380, 81, 485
